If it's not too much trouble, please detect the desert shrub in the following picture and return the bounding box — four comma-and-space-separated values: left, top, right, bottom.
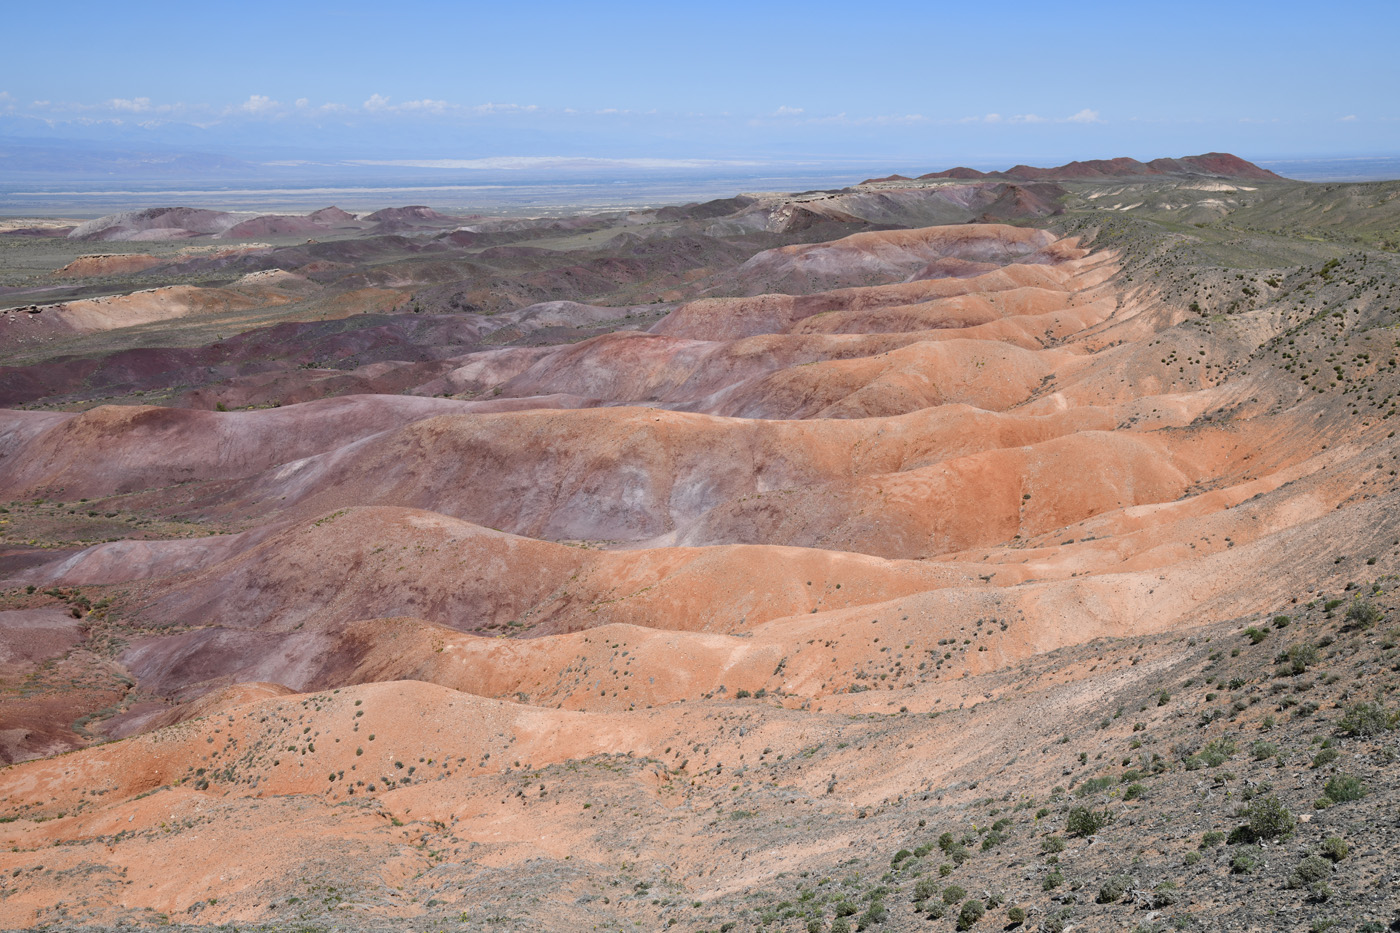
1200, 830, 1226, 848
1311, 747, 1340, 768
1073, 776, 1114, 797
980, 830, 1004, 851
1151, 881, 1178, 908
1319, 836, 1349, 862
856, 900, 887, 929
956, 899, 985, 930
891, 848, 912, 867
1041, 835, 1066, 853
1042, 871, 1064, 890
1337, 701, 1395, 736
1250, 740, 1278, 760
1123, 783, 1146, 801
1345, 598, 1382, 630
1231, 847, 1261, 874
1007, 905, 1026, 925
1323, 773, 1367, 803
1289, 855, 1332, 890
1239, 795, 1296, 841
914, 878, 938, 901
924, 902, 946, 919
831, 919, 851, 933
942, 885, 967, 905
1066, 805, 1113, 837
1244, 626, 1269, 644
1097, 875, 1133, 903
834, 900, 858, 917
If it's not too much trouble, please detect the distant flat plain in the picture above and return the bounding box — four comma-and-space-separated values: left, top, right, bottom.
4, 156, 1396, 219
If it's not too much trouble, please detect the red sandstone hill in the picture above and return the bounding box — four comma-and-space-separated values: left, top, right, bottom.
899, 152, 1284, 183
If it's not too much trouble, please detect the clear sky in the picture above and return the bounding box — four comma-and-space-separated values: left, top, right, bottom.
3, 0, 1397, 171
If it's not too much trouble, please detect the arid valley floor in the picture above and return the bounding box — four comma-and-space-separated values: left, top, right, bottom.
3, 154, 1400, 932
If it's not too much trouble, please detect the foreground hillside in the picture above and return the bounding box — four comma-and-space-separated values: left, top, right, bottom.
2, 157, 1400, 932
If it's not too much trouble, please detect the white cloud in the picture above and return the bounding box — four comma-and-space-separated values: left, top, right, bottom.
1339, 114, 1358, 122
238, 94, 280, 114
295, 98, 310, 109
962, 109, 1100, 125
773, 105, 804, 116
363, 93, 392, 111
397, 98, 451, 113
109, 97, 153, 112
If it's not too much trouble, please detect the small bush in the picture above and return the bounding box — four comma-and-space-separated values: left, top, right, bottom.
1241, 795, 1296, 841
1067, 805, 1113, 837
1337, 701, 1395, 736
1097, 875, 1132, 903
1200, 830, 1226, 848
1007, 906, 1026, 925
1345, 598, 1382, 630
1312, 747, 1340, 768
1319, 836, 1349, 862
942, 885, 967, 905
1123, 783, 1146, 801
1231, 847, 1261, 874
1250, 740, 1278, 760
956, 899, 985, 930
857, 901, 887, 929
914, 878, 938, 901
1289, 855, 1333, 890
1041, 835, 1066, 854
1323, 773, 1367, 803
1244, 626, 1269, 644
1042, 871, 1064, 890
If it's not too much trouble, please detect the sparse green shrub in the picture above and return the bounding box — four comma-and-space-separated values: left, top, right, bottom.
956, 899, 984, 930
1151, 881, 1178, 908
1123, 783, 1146, 801
1323, 773, 1367, 803
831, 919, 851, 933
1337, 701, 1395, 736
1041, 835, 1066, 854
1279, 643, 1319, 675
856, 900, 887, 929
1289, 855, 1333, 891
1042, 871, 1064, 891
942, 885, 967, 905
1097, 875, 1133, 903
1239, 795, 1295, 841
1244, 626, 1268, 644
1074, 776, 1115, 797
1231, 847, 1261, 874
914, 878, 938, 901
924, 902, 946, 920
1344, 598, 1382, 630
1067, 805, 1113, 837
1319, 836, 1349, 862
1007, 906, 1026, 925
1200, 830, 1226, 848
1250, 740, 1278, 760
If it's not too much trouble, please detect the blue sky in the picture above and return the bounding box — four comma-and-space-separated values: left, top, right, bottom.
3, 0, 1397, 171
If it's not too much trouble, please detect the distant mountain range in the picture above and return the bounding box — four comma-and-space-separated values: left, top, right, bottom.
863, 152, 1284, 185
